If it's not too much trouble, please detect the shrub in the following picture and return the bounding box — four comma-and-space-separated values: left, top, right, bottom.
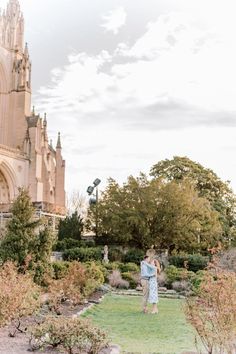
123, 248, 144, 264
54, 238, 83, 252
165, 265, 181, 287
121, 272, 139, 289
118, 262, 139, 273
169, 253, 209, 272
185, 269, 236, 353
103, 261, 123, 271
172, 280, 191, 293
108, 270, 129, 289
48, 261, 104, 313
83, 261, 105, 297
190, 270, 207, 294
165, 265, 197, 288
215, 248, 236, 272
29, 316, 108, 354
63, 247, 102, 262
52, 261, 70, 279
0, 262, 41, 331
108, 247, 123, 262
157, 272, 167, 287
48, 261, 87, 313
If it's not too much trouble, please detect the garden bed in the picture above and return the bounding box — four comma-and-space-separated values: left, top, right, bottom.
0, 290, 109, 354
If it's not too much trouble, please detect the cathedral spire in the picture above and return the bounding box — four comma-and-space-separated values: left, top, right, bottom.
56, 132, 62, 149
24, 42, 29, 58
0, 0, 24, 50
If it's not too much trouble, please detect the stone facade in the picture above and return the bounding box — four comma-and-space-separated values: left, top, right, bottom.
0, 0, 66, 215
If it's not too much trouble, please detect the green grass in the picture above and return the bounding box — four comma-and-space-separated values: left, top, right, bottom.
83, 294, 198, 354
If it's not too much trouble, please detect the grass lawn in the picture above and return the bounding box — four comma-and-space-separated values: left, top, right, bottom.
83, 294, 198, 354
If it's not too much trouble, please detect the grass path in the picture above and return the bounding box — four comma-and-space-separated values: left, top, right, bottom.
83, 294, 198, 354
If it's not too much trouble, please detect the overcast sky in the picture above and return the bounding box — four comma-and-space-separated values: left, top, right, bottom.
1, 0, 236, 195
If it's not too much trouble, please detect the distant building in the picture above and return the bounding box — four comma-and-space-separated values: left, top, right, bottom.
0, 0, 66, 217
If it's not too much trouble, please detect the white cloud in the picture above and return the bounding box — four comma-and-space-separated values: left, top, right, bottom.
101, 7, 127, 35
35, 2, 236, 193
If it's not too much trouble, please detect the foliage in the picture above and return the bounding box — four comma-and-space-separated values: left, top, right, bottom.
185, 269, 236, 353
172, 280, 191, 293
48, 261, 104, 313
165, 265, 196, 288
0, 262, 41, 329
87, 172, 223, 252
121, 272, 139, 289
29, 316, 108, 354
33, 225, 56, 285
0, 189, 40, 266
108, 247, 123, 262
123, 248, 144, 264
54, 238, 83, 251
150, 156, 236, 244
190, 270, 207, 293
108, 270, 129, 289
83, 261, 105, 296
118, 262, 139, 273
52, 261, 70, 279
87, 175, 163, 248
169, 253, 209, 272
58, 211, 83, 241
63, 246, 102, 262
214, 247, 236, 272
152, 180, 222, 253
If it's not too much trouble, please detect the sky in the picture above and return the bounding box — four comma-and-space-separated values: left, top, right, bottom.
1, 0, 236, 195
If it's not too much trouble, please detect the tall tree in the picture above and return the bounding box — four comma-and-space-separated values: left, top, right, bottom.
152, 180, 222, 252
57, 211, 83, 241
150, 156, 236, 244
0, 188, 39, 266
88, 175, 222, 252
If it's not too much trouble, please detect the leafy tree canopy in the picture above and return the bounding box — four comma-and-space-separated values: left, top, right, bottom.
150, 156, 236, 242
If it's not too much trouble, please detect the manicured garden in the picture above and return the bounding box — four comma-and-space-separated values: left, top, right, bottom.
84, 294, 197, 353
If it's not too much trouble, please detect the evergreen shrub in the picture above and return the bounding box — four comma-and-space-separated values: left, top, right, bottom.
169, 253, 209, 272
63, 247, 102, 262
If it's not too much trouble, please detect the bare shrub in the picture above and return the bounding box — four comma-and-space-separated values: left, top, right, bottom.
172, 280, 191, 293
215, 248, 236, 272
48, 261, 104, 313
185, 269, 236, 353
29, 315, 108, 354
0, 262, 41, 333
157, 272, 167, 287
108, 270, 129, 289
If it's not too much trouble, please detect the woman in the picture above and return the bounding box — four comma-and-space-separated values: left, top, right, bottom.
148, 257, 161, 314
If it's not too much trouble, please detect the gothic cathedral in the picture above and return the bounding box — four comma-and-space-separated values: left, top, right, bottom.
0, 0, 66, 215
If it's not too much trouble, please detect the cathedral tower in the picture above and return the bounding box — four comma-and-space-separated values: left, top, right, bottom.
0, 0, 66, 216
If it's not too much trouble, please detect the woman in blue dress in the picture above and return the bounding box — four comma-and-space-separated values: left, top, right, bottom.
148, 258, 161, 314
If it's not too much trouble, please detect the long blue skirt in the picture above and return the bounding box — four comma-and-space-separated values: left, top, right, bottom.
148, 277, 158, 304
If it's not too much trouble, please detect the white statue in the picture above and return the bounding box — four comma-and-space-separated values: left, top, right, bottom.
103, 245, 109, 263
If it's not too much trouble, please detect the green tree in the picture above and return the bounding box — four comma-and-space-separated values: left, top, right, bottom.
88, 176, 223, 253
88, 175, 162, 248
33, 225, 55, 285
152, 180, 222, 253
58, 211, 83, 241
150, 156, 236, 244
0, 189, 39, 266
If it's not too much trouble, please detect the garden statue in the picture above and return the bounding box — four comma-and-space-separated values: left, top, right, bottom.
103, 245, 109, 263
